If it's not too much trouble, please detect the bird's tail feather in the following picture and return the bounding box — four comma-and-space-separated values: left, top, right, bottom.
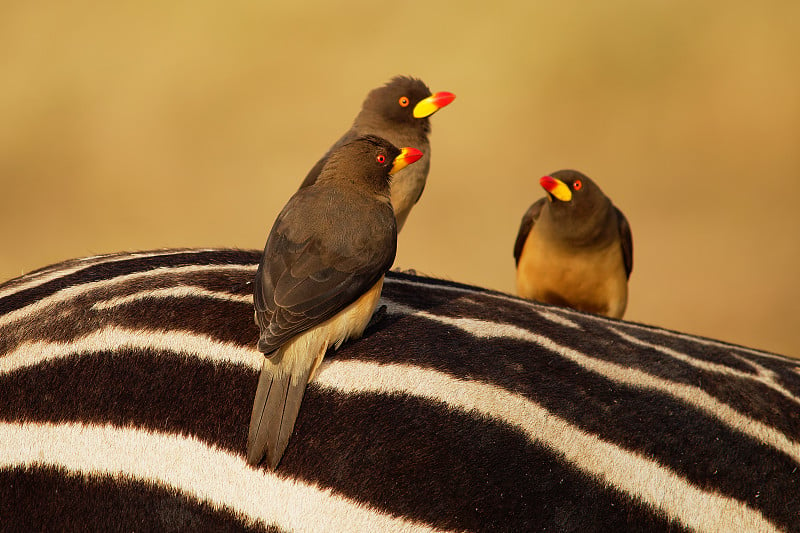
246, 354, 311, 468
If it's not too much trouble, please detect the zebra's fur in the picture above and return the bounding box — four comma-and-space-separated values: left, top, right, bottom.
2, 248, 799, 532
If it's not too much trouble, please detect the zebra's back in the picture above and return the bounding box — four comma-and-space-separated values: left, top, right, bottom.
2, 248, 799, 532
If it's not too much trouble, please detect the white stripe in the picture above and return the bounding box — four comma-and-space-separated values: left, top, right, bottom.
314, 360, 781, 533
1, 327, 263, 374
622, 320, 795, 361
91, 286, 253, 310
382, 301, 800, 466
0, 421, 441, 533
610, 326, 800, 404
88, 286, 409, 312
0, 263, 258, 329
0, 249, 227, 300
383, 276, 583, 330
542, 300, 790, 360
90, 285, 409, 312
531, 306, 583, 329
2, 322, 787, 530
6, 301, 799, 468
3, 292, 420, 373
2, 295, 412, 372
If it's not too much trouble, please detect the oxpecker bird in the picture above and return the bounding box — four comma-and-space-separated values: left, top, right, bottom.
299, 76, 455, 231
248, 135, 423, 469
514, 170, 633, 319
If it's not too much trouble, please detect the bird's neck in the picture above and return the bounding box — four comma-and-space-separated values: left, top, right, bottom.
354, 113, 430, 138
543, 203, 618, 249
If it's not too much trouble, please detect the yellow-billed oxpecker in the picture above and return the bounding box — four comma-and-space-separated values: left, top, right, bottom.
299, 76, 455, 231
514, 170, 633, 319
247, 135, 422, 469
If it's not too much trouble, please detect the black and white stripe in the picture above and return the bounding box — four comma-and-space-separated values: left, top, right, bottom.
2, 248, 799, 532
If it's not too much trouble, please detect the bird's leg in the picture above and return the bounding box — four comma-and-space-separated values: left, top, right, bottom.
366, 304, 388, 330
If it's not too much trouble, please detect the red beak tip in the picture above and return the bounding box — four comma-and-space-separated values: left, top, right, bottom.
406, 148, 423, 164
539, 175, 556, 191
434, 92, 456, 107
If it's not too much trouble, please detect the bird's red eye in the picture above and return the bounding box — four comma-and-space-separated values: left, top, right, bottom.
398, 96, 409, 107
377, 154, 386, 164
573, 180, 582, 190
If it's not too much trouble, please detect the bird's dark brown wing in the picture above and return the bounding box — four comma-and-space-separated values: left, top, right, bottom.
513, 198, 546, 266
615, 206, 633, 279
298, 129, 359, 189
253, 186, 396, 354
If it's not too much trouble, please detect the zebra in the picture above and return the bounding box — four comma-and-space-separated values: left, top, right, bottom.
2, 248, 799, 532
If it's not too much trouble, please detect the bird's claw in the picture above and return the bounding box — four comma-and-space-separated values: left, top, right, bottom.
366, 304, 388, 330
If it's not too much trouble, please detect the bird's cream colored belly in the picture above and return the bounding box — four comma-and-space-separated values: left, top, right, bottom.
264, 278, 384, 384
391, 175, 421, 231
516, 232, 628, 318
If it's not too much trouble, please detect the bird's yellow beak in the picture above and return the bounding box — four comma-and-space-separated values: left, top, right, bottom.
540, 175, 572, 202
390, 147, 424, 175
413, 91, 456, 119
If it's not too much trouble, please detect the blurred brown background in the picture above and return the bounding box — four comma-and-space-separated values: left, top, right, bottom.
1, 2, 798, 356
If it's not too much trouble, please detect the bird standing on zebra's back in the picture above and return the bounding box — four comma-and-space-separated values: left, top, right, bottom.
248, 135, 423, 469
514, 170, 633, 319
299, 75, 455, 232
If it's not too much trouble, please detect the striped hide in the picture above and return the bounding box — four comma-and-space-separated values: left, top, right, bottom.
2, 248, 799, 532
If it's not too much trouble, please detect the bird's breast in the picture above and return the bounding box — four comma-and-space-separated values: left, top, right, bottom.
516, 232, 628, 318
387, 137, 430, 231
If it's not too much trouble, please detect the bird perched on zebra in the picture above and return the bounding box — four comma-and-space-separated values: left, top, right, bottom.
514, 170, 633, 318
248, 135, 423, 469
298, 75, 455, 231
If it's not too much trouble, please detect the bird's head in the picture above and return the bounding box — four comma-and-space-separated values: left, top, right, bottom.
322, 135, 422, 193
540, 170, 603, 207
539, 170, 616, 240
360, 76, 455, 131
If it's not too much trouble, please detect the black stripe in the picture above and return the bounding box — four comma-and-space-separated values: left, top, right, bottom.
547, 313, 800, 443
0, 249, 260, 314
386, 268, 517, 298
564, 309, 775, 371
0, 298, 257, 357
284, 389, 688, 532
333, 314, 800, 529
382, 277, 800, 445
2, 250, 797, 530
0, 466, 276, 533
1, 353, 686, 532
612, 318, 800, 389
0, 274, 259, 356
2, 351, 254, 454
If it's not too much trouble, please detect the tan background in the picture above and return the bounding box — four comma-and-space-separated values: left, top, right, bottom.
1, 2, 798, 356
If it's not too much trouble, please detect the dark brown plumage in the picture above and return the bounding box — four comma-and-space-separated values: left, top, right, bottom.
514, 170, 633, 318
247, 135, 422, 469
299, 76, 455, 231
